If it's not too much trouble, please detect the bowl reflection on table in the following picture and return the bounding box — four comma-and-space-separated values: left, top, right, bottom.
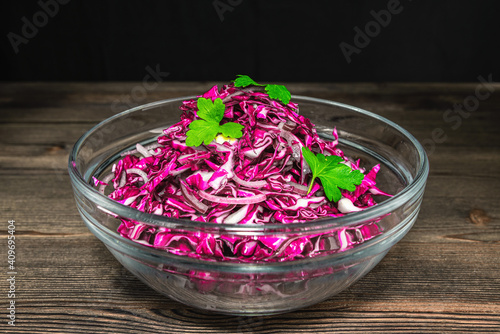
68, 96, 429, 316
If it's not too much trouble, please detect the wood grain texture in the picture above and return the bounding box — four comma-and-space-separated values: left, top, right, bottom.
1, 82, 499, 333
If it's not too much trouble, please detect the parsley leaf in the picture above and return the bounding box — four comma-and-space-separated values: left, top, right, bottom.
233, 75, 261, 87
219, 122, 244, 139
197, 96, 225, 122
185, 120, 220, 147
301, 147, 365, 202
265, 84, 291, 105
185, 97, 244, 147
232, 75, 291, 105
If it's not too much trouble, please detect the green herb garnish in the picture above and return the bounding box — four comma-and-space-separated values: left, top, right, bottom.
233, 75, 259, 87
301, 147, 365, 202
185, 97, 244, 147
233, 75, 291, 105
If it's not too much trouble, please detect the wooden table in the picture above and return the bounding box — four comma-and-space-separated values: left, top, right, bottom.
1, 82, 499, 333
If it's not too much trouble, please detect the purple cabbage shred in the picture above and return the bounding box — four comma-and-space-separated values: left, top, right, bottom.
99, 83, 392, 263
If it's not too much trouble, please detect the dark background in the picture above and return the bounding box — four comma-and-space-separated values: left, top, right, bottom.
2, 0, 499, 82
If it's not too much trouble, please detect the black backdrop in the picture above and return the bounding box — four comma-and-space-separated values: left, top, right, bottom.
2, 0, 500, 82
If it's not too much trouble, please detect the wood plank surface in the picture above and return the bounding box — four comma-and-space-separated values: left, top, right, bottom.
0, 82, 499, 333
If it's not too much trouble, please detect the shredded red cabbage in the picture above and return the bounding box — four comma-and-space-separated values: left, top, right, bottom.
96, 83, 392, 263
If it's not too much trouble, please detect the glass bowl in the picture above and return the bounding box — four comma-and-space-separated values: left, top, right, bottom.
68, 95, 429, 316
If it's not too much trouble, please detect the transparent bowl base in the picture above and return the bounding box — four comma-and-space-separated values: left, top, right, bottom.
106, 246, 388, 316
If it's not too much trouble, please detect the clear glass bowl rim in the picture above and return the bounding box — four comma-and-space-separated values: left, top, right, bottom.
68, 95, 429, 235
